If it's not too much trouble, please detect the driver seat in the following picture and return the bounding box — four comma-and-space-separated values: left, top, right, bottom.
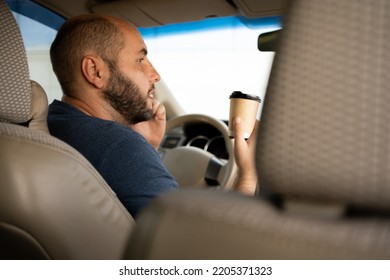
0, 0, 134, 259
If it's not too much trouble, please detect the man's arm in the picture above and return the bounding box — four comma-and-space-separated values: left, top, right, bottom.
233, 117, 259, 195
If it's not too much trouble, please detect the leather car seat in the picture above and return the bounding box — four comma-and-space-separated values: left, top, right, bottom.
125, 0, 390, 259
0, 0, 134, 259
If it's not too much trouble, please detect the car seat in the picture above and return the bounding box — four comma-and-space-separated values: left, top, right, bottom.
125, 0, 390, 259
0, 0, 134, 259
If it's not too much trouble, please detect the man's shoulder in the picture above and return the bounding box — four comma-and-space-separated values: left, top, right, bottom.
47, 100, 151, 157
48, 99, 81, 117
49, 100, 133, 137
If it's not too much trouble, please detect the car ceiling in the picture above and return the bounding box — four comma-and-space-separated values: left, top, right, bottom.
33, 0, 288, 27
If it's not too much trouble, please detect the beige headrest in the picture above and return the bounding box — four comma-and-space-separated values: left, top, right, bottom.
256, 0, 390, 210
0, 1, 31, 124
29, 81, 49, 133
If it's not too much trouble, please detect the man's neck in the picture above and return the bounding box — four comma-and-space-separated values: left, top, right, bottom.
61, 94, 127, 126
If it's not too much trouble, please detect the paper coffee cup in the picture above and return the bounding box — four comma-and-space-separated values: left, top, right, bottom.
228, 91, 261, 139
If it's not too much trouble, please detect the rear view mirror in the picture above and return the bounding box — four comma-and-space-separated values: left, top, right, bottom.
258, 30, 280, 52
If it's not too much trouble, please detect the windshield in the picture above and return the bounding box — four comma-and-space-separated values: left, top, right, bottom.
140, 16, 281, 120
13, 1, 280, 121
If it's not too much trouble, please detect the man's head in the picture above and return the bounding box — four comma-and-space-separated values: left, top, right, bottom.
50, 15, 123, 96
50, 14, 160, 125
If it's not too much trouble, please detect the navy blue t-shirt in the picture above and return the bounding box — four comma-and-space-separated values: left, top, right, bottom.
48, 100, 178, 217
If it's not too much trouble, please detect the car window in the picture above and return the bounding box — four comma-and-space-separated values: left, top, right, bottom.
140, 16, 281, 120
11, 2, 63, 104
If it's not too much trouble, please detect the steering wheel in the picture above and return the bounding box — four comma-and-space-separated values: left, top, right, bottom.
160, 114, 237, 190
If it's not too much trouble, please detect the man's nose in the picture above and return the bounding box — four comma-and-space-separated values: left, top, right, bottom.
149, 60, 160, 83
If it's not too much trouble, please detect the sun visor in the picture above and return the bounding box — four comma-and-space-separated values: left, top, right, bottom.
90, 0, 237, 27
233, 0, 287, 17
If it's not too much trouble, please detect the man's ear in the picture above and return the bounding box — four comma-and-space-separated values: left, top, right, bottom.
81, 55, 107, 89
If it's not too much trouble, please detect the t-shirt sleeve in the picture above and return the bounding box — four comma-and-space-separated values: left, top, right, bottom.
98, 134, 179, 218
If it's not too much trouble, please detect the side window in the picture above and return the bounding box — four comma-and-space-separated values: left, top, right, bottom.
11, 7, 63, 103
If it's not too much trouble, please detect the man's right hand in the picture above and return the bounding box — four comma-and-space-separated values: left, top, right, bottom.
130, 100, 166, 150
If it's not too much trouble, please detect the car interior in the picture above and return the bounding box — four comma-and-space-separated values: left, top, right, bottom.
1, 0, 390, 260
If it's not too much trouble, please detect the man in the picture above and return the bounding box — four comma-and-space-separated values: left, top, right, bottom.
48, 14, 258, 218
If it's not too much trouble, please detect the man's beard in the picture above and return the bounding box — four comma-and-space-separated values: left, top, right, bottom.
103, 65, 154, 125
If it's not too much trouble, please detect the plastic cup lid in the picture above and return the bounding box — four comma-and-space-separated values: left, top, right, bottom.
229, 91, 261, 102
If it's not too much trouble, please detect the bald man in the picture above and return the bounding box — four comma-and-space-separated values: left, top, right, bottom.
48, 15, 257, 217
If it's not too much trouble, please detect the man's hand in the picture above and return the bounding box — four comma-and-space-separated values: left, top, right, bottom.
233, 117, 259, 195
130, 100, 166, 149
